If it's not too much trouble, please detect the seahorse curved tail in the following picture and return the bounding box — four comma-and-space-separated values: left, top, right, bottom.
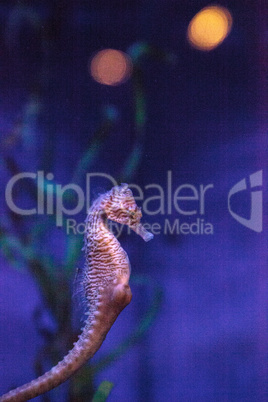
0, 282, 131, 402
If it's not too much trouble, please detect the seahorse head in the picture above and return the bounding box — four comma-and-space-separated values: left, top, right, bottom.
105, 183, 153, 242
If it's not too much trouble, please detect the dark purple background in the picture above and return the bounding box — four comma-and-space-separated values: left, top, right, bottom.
0, 1, 267, 401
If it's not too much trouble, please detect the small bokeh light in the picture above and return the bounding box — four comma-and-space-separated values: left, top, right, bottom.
90, 49, 133, 86
187, 6, 233, 51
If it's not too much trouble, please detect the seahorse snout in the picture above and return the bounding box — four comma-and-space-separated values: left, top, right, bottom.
130, 222, 154, 242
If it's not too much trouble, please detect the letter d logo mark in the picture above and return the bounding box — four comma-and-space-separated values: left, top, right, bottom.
228, 170, 263, 232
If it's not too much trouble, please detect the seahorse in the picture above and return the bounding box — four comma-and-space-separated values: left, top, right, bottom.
1, 183, 153, 402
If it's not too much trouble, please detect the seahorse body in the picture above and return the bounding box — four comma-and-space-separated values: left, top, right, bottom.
0, 184, 153, 402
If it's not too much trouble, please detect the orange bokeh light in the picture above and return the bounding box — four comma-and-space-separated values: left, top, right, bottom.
187, 6, 233, 51
90, 49, 133, 86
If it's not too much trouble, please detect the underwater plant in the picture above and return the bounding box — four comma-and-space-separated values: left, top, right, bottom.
0, 4, 174, 400
0, 184, 153, 401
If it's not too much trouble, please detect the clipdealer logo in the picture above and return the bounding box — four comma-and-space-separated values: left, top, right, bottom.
4, 170, 264, 236
228, 170, 263, 233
